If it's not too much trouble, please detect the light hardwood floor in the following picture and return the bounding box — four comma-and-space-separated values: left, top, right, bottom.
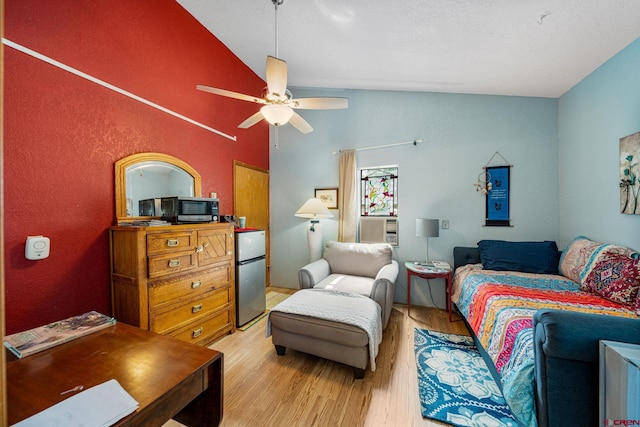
165, 287, 469, 427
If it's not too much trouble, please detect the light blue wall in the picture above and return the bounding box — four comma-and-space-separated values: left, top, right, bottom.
558, 38, 640, 251
270, 89, 559, 307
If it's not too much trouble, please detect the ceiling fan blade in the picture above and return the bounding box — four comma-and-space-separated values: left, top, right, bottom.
289, 97, 349, 110
288, 112, 313, 134
266, 56, 287, 99
238, 111, 265, 129
197, 84, 265, 104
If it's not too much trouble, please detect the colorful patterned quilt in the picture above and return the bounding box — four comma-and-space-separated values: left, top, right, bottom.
451, 264, 638, 427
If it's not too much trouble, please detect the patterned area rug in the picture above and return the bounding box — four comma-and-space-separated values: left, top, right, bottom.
236, 290, 292, 331
414, 328, 519, 427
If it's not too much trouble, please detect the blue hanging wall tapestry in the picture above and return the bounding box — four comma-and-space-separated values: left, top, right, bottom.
485, 166, 510, 226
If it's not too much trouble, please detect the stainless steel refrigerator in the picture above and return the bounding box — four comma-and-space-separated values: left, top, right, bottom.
235, 229, 266, 326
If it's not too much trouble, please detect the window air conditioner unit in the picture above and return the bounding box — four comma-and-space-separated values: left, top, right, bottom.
359, 217, 398, 246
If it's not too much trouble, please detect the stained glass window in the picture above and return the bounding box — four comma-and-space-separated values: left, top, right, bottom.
360, 166, 398, 216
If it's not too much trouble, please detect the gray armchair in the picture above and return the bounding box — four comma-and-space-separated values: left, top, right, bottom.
298, 241, 398, 328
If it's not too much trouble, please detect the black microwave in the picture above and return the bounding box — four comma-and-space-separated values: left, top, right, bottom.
160, 196, 219, 224
138, 198, 160, 216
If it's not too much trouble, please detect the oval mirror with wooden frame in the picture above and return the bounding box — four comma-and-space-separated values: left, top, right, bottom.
115, 152, 201, 223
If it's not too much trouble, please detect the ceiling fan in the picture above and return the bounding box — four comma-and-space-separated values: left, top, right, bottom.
196, 0, 348, 134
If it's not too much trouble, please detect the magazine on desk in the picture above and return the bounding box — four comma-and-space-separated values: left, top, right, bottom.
4, 311, 116, 358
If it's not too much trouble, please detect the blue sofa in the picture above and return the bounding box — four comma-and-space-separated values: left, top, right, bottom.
533, 309, 640, 427
454, 246, 640, 427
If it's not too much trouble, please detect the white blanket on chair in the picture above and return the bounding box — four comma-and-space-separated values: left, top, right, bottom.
266, 289, 383, 371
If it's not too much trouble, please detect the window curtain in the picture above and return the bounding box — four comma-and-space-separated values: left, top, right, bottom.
338, 149, 357, 242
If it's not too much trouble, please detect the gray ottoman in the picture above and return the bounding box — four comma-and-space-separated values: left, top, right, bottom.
269, 310, 370, 379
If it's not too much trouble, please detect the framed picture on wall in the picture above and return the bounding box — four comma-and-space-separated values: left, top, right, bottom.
315, 188, 338, 209
620, 131, 640, 214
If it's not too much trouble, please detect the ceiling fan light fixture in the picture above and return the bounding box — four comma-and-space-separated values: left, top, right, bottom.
195, 0, 346, 135
261, 104, 293, 126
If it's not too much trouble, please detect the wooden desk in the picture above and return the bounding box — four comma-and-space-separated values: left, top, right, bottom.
405, 262, 454, 321
6, 322, 223, 426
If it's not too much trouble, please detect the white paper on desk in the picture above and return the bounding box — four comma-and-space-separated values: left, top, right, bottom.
12, 379, 139, 427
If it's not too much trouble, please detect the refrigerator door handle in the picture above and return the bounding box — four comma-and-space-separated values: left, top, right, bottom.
237, 255, 266, 266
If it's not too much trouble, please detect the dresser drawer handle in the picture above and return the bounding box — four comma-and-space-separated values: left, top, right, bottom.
192, 304, 203, 313
166, 239, 179, 247
168, 259, 181, 268
191, 280, 202, 289
192, 327, 204, 338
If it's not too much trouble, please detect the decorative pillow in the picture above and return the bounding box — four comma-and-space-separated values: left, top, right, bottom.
559, 236, 638, 284
477, 240, 559, 274
582, 253, 640, 309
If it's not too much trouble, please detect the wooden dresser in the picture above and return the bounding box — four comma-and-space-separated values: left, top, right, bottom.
109, 222, 235, 346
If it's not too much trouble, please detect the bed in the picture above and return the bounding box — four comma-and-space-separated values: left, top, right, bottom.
452, 238, 640, 427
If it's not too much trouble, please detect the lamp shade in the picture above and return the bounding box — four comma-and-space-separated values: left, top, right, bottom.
416, 218, 439, 238
295, 198, 334, 219
261, 104, 294, 126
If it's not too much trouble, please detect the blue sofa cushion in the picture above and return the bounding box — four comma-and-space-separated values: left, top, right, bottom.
477, 240, 559, 274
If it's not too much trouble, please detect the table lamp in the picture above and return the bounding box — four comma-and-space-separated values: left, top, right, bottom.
295, 198, 334, 262
416, 218, 439, 263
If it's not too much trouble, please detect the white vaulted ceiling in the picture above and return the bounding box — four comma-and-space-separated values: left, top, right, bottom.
178, 0, 640, 98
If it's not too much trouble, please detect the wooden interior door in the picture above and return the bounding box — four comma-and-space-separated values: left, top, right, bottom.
233, 161, 270, 286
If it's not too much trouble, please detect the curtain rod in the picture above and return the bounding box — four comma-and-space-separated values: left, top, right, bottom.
332, 139, 423, 155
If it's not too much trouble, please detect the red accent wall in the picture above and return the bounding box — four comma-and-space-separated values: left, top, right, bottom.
4, 1, 269, 334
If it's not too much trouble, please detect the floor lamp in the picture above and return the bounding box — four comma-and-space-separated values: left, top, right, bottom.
416, 218, 439, 263
295, 198, 334, 262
